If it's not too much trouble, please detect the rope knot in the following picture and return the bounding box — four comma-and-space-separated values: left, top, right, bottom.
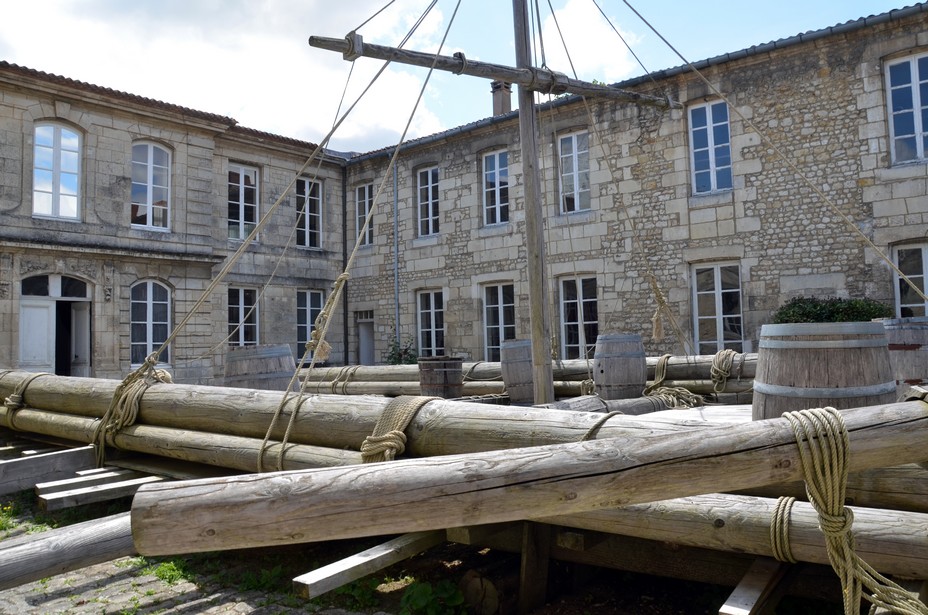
4, 394, 23, 410
360, 430, 407, 462
818, 509, 854, 538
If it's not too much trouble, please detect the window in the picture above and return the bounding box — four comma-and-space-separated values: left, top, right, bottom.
131, 143, 170, 229
356, 184, 374, 246
689, 101, 732, 194
296, 178, 322, 248
692, 263, 743, 353
228, 287, 258, 346
887, 53, 928, 163
560, 277, 598, 359
33, 123, 80, 219
417, 290, 444, 357
558, 132, 590, 213
417, 167, 439, 237
21, 274, 87, 298
484, 283, 515, 361
297, 289, 325, 359
483, 151, 509, 225
131, 281, 171, 365
228, 164, 258, 240
895, 244, 928, 316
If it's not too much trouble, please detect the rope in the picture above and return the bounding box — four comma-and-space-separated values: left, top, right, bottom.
770, 496, 798, 564
3, 372, 50, 431
581, 410, 624, 441
641, 354, 703, 408
91, 353, 172, 467
580, 379, 595, 396
360, 395, 438, 462
710, 349, 739, 393
783, 407, 928, 615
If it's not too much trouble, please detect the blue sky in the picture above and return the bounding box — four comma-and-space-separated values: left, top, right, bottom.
0, 1, 912, 152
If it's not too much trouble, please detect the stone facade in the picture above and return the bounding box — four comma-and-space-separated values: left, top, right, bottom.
1, 5, 927, 380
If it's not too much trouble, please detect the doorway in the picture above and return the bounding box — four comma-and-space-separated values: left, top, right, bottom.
19, 275, 92, 376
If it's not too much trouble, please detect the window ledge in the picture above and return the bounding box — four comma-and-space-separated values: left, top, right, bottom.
413, 235, 440, 247
131, 225, 170, 233
551, 209, 594, 226
32, 214, 81, 224
688, 190, 734, 208
478, 222, 512, 237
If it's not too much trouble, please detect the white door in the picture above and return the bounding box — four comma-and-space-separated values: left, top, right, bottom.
19, 299, 55, 372
70, 302, 91, 377
359, 321, 375, 365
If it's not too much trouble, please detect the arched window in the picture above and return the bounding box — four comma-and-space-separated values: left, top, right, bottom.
33, 123, 81, 219
131, 281, 171, 365
131, 142, 171, 229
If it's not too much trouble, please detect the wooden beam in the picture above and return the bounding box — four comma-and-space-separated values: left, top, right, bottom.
718, 558, 791, 615
0, 445, 95, 495
39, 475, 164, 511
292, 531, 445, 598
36, 467, 143, 494
518, 522, 551, 614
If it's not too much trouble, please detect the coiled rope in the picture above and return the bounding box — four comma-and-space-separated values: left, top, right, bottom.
643, 354, 702, 408
710, 348, 740, 393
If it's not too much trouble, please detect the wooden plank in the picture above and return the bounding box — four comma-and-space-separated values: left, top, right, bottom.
518, 522, 551, 615
0, 445, 95, 495
36, 468, 143, 495
718, 558, 791, 615
292, 531, 444, 598
0, 512, 135, 590
39, 475, 164, 511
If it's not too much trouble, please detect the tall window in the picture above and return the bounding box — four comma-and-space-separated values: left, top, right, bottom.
887, 53, 928, 163
297, 289, 325, 360
417, 167, 439, 237
356, 184, 374, 246
689, 101, 732, 194
558, 132, 590, 213
228, 164, 258, 240
228, 287, 258, 346
131, 143, 170, 229
131, 281, 171, 365
296, 178, 322, 248
895, 244, 928, 316
560, 277, 598, 359
483, 151, 509, 225
692, 263, 743, 353
484, 283, 515, 361
417, 290, 444, 357
33, 123, 80, 219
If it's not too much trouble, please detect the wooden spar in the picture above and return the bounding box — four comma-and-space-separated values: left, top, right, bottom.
130, 401, 928, 555
541, 493, 928, 579
306, 35, 673, 108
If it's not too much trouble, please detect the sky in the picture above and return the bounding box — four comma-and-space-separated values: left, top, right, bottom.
0, 0, 913, 153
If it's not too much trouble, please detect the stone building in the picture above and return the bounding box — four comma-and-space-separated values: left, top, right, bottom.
1, 3, 927, 383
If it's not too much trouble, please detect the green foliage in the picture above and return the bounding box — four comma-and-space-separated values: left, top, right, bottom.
399, 580, 466, 615
239, 564, 285, 592
771, 296, 892, 324
386, 336, 418, 365
142, 559, 195, 585
329, 577, 381, 610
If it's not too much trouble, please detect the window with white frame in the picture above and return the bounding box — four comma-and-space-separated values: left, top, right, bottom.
228, 287, 258, 346
228, 164, 258, 240
894, 244, 928, 316
560, 277, 598, 359
483, 150, 509, 225
417, 289, 444, 357
688, 101, 732, 194
297, 289, 325, 360
33, 123, 81, 219
131, 142, 170, 229
692, 263, 743, 353
558, 132, 590, 213
417, 167, 439, 237
484, 283, 515, 361
886, 53, 928, 164
296, 177, 322, 249
130, 281, 171, 365
356, 184, 374, 246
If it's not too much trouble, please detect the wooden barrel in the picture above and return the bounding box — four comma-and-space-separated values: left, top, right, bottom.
592, 334, 646, 400
876, 317, 928, 391
752, 322, 896, 420
418, 356, 463, 398
224, 344, 297, 391
501, 340, 533, 404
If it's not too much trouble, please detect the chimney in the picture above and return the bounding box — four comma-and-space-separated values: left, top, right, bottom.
491, 80, 512, 116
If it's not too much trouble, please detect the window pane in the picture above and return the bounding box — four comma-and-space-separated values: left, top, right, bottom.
22, 276, 49, 296
35, 125, 54, 147
890, 61, 912, 87
695, 268, 715, 291
697, 293, 716, 316
690, 106, 707, 127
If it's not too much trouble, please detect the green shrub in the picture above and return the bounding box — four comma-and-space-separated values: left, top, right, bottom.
386, 336, 418, 365
771, 296, 892, 324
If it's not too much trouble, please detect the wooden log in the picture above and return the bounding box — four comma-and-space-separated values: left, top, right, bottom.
0, 445, 95, 496
292, 531, 445, 598
540, 493, 928, 578
130, 401, 928, 556
537, 395, 669, 415
0, 512, 135, 590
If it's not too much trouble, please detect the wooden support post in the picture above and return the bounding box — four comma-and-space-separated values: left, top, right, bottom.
292, 531, 445, 599
719, 558, 792, 615
0, 445, 95, 495
518, 522, 551, 614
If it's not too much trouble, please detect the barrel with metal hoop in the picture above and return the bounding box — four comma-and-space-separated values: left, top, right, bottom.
501, 340, 533, 404
418, 355, 464, 398
752, 321, 896, 420
592, 333, 646, 400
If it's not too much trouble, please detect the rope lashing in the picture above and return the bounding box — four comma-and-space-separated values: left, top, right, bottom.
92, 353, 172, 467
710, 348, 740, 393
452, 51, 468, 74
3, 372, 50, 431
360, 395, 439, 463
783, 407, 928, 615
580, 379, 595, 396
770, 496, 798, 564
643, 354, 703, 408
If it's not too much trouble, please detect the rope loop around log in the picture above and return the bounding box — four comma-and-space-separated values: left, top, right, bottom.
3, 372, 50, 431
770, 495, 797, 564
361, 395, 439, 463
710, 348, 739, 393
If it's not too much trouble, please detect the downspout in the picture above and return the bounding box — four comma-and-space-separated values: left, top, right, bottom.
394, 163, 400, 346
342, 163, 349, 365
